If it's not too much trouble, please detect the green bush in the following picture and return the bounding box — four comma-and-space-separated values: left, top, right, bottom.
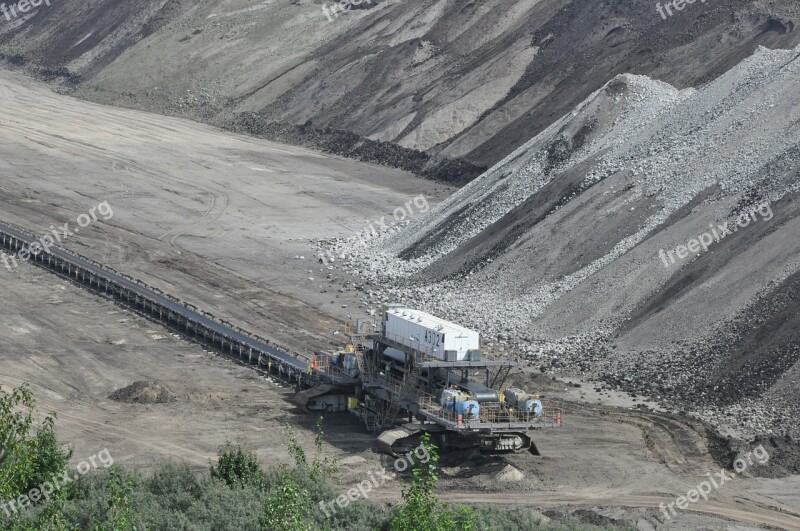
210, 441, 266, 490
0, 384, 72, 528
390, 433, 477, 531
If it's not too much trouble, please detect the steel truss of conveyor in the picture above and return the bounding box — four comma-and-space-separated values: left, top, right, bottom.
0, 220, 346, 387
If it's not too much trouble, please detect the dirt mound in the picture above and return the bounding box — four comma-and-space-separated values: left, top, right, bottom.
109, 381, 176, 405
740, 436, 800, 478
708, 432, 800, 478
495, 464, 525, 483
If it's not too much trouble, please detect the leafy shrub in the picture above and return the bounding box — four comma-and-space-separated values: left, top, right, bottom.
390, 433, 476, 531
210, 441, 266, 489
0, 384, 72, 528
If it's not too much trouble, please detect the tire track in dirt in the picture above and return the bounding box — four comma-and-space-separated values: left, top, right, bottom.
0, 375, 212, 466
49, 408, 213, 466
567, 404, 771, 497
107, 156, 231, 249
441, 493, 800, 530
158, 185, 230, 247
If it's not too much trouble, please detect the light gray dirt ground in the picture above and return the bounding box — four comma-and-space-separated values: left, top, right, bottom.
0, 68, 451, 353
2, 71, 800, 529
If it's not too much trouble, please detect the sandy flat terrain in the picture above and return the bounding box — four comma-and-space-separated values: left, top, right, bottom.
0, 69, 451, 352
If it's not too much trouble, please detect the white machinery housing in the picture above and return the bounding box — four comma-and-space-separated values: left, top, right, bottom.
383, 306, 480, 361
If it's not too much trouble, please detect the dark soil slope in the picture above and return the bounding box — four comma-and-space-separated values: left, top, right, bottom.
1, 0, 798, 178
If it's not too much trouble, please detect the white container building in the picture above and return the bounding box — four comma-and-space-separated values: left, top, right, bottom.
382, 305, 480, 361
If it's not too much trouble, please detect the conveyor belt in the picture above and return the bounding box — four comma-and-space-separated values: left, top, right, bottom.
0, 220, 311, 377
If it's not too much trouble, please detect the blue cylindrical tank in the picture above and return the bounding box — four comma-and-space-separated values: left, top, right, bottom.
523, 399, 543, 417
455, 399, 480, 420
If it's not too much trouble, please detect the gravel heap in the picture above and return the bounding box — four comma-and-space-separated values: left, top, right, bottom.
109, 381, 177, 405
319, 45, 800, 441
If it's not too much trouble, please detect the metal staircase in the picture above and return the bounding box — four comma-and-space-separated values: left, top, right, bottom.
376, 351, 423, 429
346, 321, 426, 431
351, 335, 375, 381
